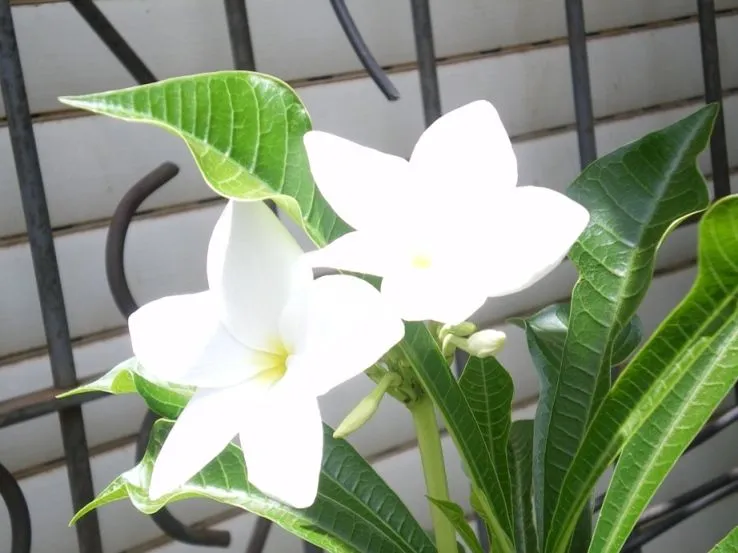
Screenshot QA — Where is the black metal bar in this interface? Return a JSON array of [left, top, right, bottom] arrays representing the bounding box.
[[106, 163, 179, 318], [136, 412, 232, 547], [0, 460, 32, 553], [564, 0, 597, 168], [697, 0, 731, 199], [68, 0, 157, 85], [223, 0, 256, 71], [623, 468, 738, 551], [328, 0, 399, 101], [303, 543, 323, 553], [409, 0, 441, 126], [0, 388, 107, 429], [245, 518, 273, 553], [0, 3, 103, 552]]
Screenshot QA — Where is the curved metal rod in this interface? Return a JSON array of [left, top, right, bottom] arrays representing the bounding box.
[[328, 0, 400, 101], [0, 460, 32, 553], [106, 162, 179, 318], [107, 162, 231, 547], [136, 411, 231, 547]]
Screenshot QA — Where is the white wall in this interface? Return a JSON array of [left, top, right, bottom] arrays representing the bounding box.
[[1, 1, 737, 552]]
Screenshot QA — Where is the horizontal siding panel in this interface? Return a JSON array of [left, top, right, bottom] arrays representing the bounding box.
[[0, 256, 700, 472], [2, 14, 738, 236], [4, 0, 737, 117]]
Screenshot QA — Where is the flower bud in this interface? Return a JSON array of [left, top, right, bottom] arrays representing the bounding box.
[[333, 373, 402, 439], [465, 329, 506, 358], [438, 321, 477, 341]]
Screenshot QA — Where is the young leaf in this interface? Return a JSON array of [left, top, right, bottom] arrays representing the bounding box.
[[75, 419, 437, 553], [58, 357, 138, 397], [589, 195, 738, 553], [60, 72, 350, 247], [547, 194, 738, 553], [707, 527, 738, 553], [428, 498, 486, 553], [536, 105, 716, 548], [508, 421, 538, 553], [400, 323, 515, 552], [62, 359, 192, 419], [459, 356, 514, 522]]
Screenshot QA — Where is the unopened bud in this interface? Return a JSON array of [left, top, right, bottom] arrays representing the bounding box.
[[465, 329, 506, 358], [333, 373, 401, 439], [438, 321, 477, 341]]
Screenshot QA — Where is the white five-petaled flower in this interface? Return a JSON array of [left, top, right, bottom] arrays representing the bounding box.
[[128, 200, 404, 508], [302, 100, 590, 324]]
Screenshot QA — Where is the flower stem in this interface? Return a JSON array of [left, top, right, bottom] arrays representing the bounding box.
[[410, 395, 458, 553]]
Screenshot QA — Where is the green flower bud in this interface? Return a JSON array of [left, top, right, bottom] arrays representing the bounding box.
[[333, 372, 402, 439]]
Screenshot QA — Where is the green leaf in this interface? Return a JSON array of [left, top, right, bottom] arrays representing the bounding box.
[[508, 421, 538, 553], [515, 304, 643, 369], [75, 419, 437, 553], [58, 357, 138, 397], [588, 195, 738, 553], [708, 527, 738, 553], [428, 498, 485, 553], [399, 323, 514, 551], [459, 356, 514, 523], [61, 358, 192, 419], [536, 105, 716, 550], [59, 72, 350, 247]]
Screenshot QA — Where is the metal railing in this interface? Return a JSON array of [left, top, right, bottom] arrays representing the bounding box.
[[0, 1, 734, 552]]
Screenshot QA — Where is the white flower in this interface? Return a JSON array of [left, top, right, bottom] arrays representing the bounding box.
[[302, 100, 590, 324], [128, 200, 404, 508]]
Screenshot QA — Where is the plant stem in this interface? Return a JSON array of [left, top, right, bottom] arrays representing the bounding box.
[[410, 395, 458, 553]]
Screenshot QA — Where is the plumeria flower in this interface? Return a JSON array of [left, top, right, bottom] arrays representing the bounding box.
[[302, 100, 590, 324], [128, 200, 404, 508]]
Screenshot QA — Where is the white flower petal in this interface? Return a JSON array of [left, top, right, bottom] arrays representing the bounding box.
[[300, 231, 404, 277], [239, 387, 323, 508], [410, 101, 518, 202], [149, 385, 254, 499], [381, 266, 489, 324], [128, 292, 262, 388], [485, 186, 590, 296], [283, 275, 405, 397], [303, 131, 411, 231], [207, 200, 309, 350]]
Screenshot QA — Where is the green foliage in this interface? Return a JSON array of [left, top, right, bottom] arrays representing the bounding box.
[[708, 527, 738, 553], [428, 498, 486, 553], [533, 105, 716, 552], [508, 421, 538, 553], [589, 195, 738, 553], [459, 356, 515, 523]]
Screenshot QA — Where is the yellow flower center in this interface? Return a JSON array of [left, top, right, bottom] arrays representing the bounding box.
[[254, 338, 291, 385], [411, 254, 433, 269]]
